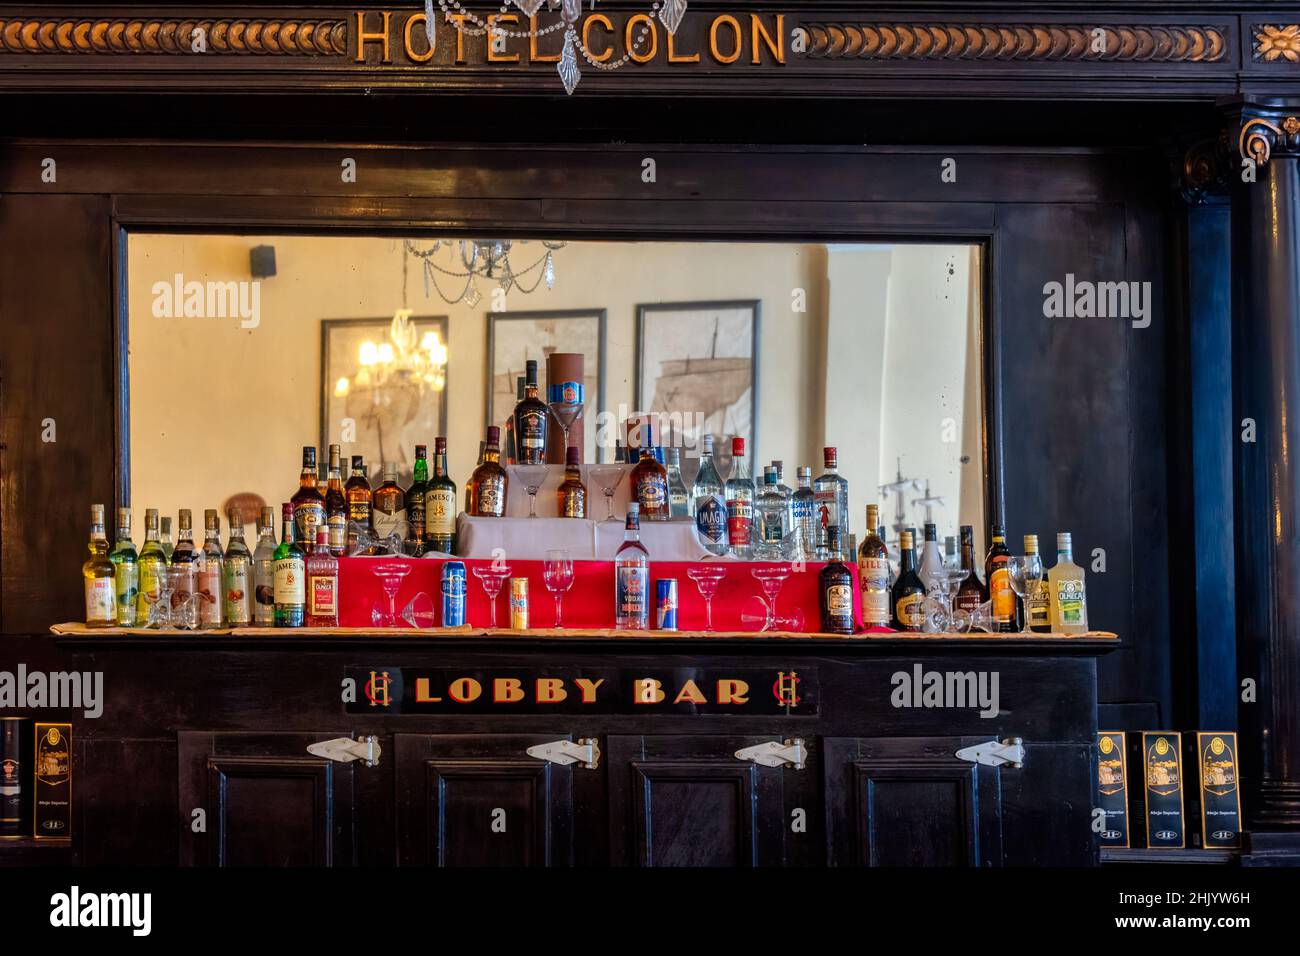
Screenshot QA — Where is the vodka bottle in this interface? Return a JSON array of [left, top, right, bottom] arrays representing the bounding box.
[[252, 506, 278, 625], [666, 447, 691, 519], [691, 434, 727, 555], [791, 466, 818, 561], [724, 437, 755, 559], [614, 504, 650, 630], [755, 467, 788, 560], [813, 446, 850, 560]]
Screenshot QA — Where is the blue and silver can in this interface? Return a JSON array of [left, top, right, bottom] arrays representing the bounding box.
[[656, 578, 678, 631], [441, 560, 467, 627]]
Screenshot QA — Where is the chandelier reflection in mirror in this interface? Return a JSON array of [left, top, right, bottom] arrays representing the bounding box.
[[404, 238, 567, 306], [429, 0, 687, 94]]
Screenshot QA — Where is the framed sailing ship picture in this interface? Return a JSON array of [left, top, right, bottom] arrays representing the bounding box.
[[635, 300, 761, 464]]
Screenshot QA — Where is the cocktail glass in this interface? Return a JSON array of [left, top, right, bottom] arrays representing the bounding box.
[[401, 591, 437, 629], [686, 565, 728, 632], [590, 465, 625, 522], [542, 549, 575, 627], [943, 567, 973, 632], [370, 561, 412, 627], [1007, 553, 1043, 634], [516, 464, 550, 518], [547, 392, 585, 462], [472, 565, 512, 628], [749, 564, 790, 632]]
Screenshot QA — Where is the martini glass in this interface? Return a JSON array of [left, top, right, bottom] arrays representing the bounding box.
[[401, 592, 437, 629], [749, 564, 790, 632], [686, 565, 728, 632], [472, 565, 512, 628], [590, 465, 625, 522], [547, 384, 585, 462], [516, 464, 549, 518], [370, 561, 412, 627]]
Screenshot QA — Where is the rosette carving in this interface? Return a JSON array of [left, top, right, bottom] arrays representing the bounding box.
[[0, 18, 346, 55]]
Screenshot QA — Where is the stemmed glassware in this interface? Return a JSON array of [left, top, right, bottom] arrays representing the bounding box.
[[542, 549, 575, 628], [547, 384, 585, 460], [516, 464, 549, 518], [741, 564, 806, 632], [921, 567, 976, 633], [401, 592, 437, 629], [370, 561, 412, 627], [589, 465, 625, 522], [472, 565, 511, 628], [686, 565, 728, 632], [1007, 553, 1044, 634]]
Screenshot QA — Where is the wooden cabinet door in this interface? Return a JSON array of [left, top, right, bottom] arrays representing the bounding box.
[[178, 732, 355, 867], [394, 734, 574, 867], [606, 735, 787, 867], [823, 737, 1004, 867]]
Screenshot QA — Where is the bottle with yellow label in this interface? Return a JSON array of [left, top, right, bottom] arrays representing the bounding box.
[[890, 530, 926, 632], [985, 524, 1014, 633], [1048, 531, 1089, 634], [857, 504, 891, 628]]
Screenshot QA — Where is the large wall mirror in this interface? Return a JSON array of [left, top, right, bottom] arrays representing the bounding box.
[[126, 235, 988, 554]]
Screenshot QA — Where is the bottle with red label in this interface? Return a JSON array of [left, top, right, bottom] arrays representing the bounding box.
[[724, 437, 755, 559], [985, 524, 1014, 632], [305, 527, 339, 627]]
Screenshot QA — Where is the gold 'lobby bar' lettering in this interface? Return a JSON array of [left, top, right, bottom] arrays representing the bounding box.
[[354, 10, 785, 68]]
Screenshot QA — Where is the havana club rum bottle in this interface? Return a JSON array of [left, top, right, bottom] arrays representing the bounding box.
[[344, 456, 372, 554], [856, 504, 891, 629], [405, 444, 429, 557], [291, 446, 326, 545], [426, 437, 458, 554], [305, 528, 339, 627], [469, 426, 508, 517], [512, 360, 549, 465], [557, 446, 587, 517], [273, 502, 305, 628], [324, 444, 347, 557], [82, 504, 115, 628]]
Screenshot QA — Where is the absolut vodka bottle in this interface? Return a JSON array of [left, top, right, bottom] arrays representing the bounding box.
[[791, 466, 818, 560], [691, 434, 727, 555]]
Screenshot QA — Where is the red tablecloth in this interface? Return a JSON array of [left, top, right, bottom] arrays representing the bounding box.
[[338, 557, 863, 632]]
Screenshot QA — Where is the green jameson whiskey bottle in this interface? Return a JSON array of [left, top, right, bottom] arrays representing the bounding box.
[[273, 502, 305, 628], [426, 437, 458, 554]]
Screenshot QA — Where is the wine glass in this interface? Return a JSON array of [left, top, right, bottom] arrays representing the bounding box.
[[590, 465, 625, 522], [472, 565, 511, 628], [686, 565, 728, 632], [547, 382, 585, 461], [370, 561, 412, 627], [516, 464, 549, 518], [943, 567, 973, 632], [542, 549, 575, 628], [1007, 554, 1043, 634]]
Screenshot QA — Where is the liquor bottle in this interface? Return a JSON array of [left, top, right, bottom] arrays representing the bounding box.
[[426, 437, 458, 553], [223, 509, 253, 626], [136, 508, 167, 627], [170, 509, 199, 630], [370, 462, 408, 549], [324, 444, 347, 557], [305, 528, 339, 627], [273, 502, 305, 628], [109, 506, 139, 626], [890, 530, 926, 632], [857, 504, 891, 629], [755, 467, 788, 560], [665, 447, 690, 518], [917, 523, 946, 602], [724, 437, 755, 559], [83, 504, 115, 628], [691, 434, 727, 555], [406, 444, 429, 556], [252, 506, 277, 625], [504, 374, 524, 465], [197, 509, 225, 629], [344, 455, 372, 554], [1048, 532, 1089, 634], [954, 525, 986, 616], [466, 440, 487, 513], [513, 359, 549, 465], [469, 426, 509, 517], [819, 526, 856, 635], [614, 440, 626, 464], [791, 466, 818, 560], [557, 446, 587, 518], [159, 516, 175, 561], [630, 424, 670, 520], [814, 446, 850, 560], [291, 446, 326, 545], [771, 460, 793, 502], [944, 535, 959, 570], [985, 524, 1014, 632], [1023, 534, 1051, 632], [614, 503, 650, 630]]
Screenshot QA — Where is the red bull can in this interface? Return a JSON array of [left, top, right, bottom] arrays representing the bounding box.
[[656, 578, 678, 631], [510, 577, 530, 630], [441, 561, 466, 627]]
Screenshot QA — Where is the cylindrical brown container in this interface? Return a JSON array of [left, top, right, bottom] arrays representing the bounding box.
[[545, 352, 585, 464], [0, 717, 29, 836]]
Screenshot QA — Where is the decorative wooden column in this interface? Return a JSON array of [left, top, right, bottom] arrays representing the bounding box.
[[1232, 102, 1300, 829]]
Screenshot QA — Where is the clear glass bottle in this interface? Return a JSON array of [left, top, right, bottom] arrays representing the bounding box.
[[273, 501, 305, 628], [109, 506, 139, 627], [83, 504, 115, 628], [755, 467, 788, 560], [666, 447, 690, 519], [691, 434, 727, 556], [223, 508, 254, 626], [252, 506, 278, 626], [1048, 532, 1089, 634], [136, 508, 167, 627], [856, 504, 891, 629], [771, 460, 793, 502], [305, 528, 339, 627], [197, 509, 225, 629], [159, 515, 175, 562], [917, 522, 947, 602], [813, 446, 850, 560], [724, 437, 755, 559], [614, 503, 650, 630], [1024, 534, 1051, 633], [169, 509, 199, 630], [790, 466, 818, 561]]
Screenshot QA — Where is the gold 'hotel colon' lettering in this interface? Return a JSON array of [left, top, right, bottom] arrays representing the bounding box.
[[355, 10, 784, 67]]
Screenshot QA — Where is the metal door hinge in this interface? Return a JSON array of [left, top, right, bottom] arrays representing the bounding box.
[[526, 738, 600, 769], [735, 739, 807, 769], [307, 735, 382, 767], [956, 738, 1025, 768]]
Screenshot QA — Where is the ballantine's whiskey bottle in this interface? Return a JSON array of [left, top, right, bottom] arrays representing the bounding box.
[[557, 446, 587, 517], [512, 360, 549, 465], [372, 463, 408, 549], [469, 426, 508, 517], [426, 437, 458, 553]]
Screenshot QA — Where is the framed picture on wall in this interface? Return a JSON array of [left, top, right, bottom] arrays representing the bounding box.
[[486, 308, 607, 463], [319, 314, 449, 480], [635, 300, 761, 464]]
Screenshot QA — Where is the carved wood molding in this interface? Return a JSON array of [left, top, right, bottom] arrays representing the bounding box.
[[0, 18, 347, 55], [803, 23, 1226, 63], [1254, 25, 1300, 62]]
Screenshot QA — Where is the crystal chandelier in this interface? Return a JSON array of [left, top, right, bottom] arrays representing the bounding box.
[[430, 0, 688, 94], [404, 238, 566, 307]]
